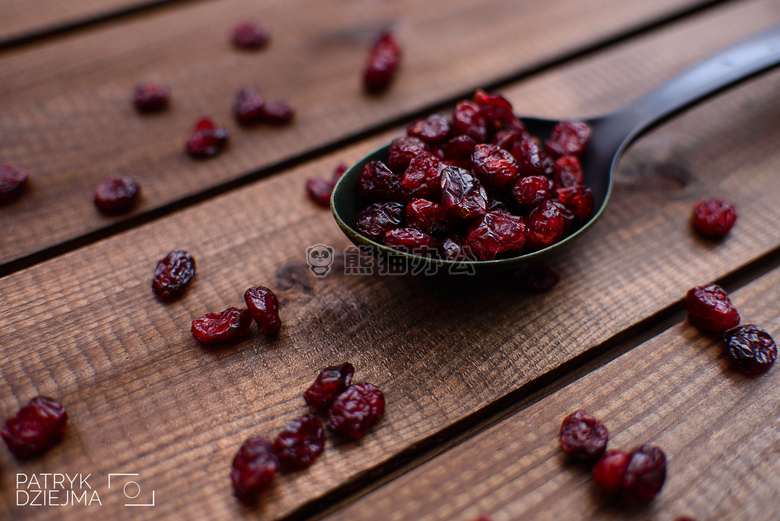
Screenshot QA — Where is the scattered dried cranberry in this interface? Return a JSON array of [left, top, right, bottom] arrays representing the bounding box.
[[152, 250, 196, 300], [355, 202, 405, 242], [685, 284, 740, 332], [363, 32, 401, 93], [622, 445, 667, 503], [440, 166, 488, 220], [306, 178, 334, 208], [559, 410, 608, 461], [327, 382, 385, 440], [592, 449, 630, 496], [465, 211, 525, 261], [232, 21, 270, 50], [234, 87, 266, 124], [94, 176, 141, 215], [230, 437, 278, 503], [724, 325, 776, 374], [260, 100, 295, 124], [0, 164, 30, 204], [132, 81, 170, 113], [546, 121, 592, 156], [1, 396, 68, 459], [186, 118, 230, 158], [191, 307, 252, 344], [304, 362, 355, 410], [407, 114, 451, 143], [274, 414, 325, 472], [244, 286, 281, 337], [692, 199, 737, 238]]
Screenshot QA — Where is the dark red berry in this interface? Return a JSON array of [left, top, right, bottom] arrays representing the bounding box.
[[622, 444, 667, 503], [401, 151, 442, 200], [442, 135, 477, 164], [230, 437, 278, 503], [304, 362, 355, 410], [452, 100, 488, 143], [559, 410, 608, 461], [274, 414, 325, 472], [592, 450, 630, 496], [556, 184, 594, 221], [525, 199, 568, 248], [383, 228, 440, 255], [465, 211, 525, 261], [363, 32, 401, 93], [511, 262, 561, 293], [186, 118, 230, 158], [441, 235, 466, 261], [407, 114, 451, 144], [692, 199, 737, 238], [406, 199, 450, 237], [387, 137, 428, 172], [471, 144, 519, 190], [94, 176, 141, 215], [1, 396, 68, 459], [513, 175, 552, 208], [260, 100, 295, 124], [511, 135, 551, 176], [244, 286, 281, 337], [331, 163, 348, 182], [440, 166, 488, 221], [358, 161, 401, 201], [132, 81, 170, 112], [553, 155, 584, 188], [232, 21, 270, 50], [191, 307, 252, 344], [492, 128, 524, 151], [355, 202, 405, 242], [0, 164, 30, 204], [306, 178, 335, 208], [234, 87, 266, 124], [546, 121, 592, 156], [685, 284, 740, 332], [473, 89, 517, 131], [327, 382, 385, 440], [724, 325, 776, 375], [152, 250, 196, 300]]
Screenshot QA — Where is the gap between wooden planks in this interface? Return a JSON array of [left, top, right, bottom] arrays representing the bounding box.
[[0, 0, 726, 268]]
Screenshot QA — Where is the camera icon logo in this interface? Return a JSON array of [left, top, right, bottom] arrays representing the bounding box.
[[107, 473, 156, 507]]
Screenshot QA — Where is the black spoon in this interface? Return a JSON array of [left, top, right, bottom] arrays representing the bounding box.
[[332, 25, 780, 274]]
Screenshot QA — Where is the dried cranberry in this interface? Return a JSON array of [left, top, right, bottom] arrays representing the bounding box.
[[556, 185, 594, 221], [230, 437, 278, 503], [260, 100, 295, 124], [441, 235, 466, 261], [191, 307, 252, 344], [306, 178, 335, 208], [244, 286, 281, 337], [132, 81, 170, 112], [1, 396, 68, 459], [440, 166, 488, 220], [0, 164, 30, 204], [383, 228, 440, 255], [592, 450, 630, 496], [452, 100, 488, 143], [622, 445, 667, 503], [327, 382, 385, 440], [387, 137, 428, 171], [512, 262, 561, 293], [401, 151, 442, 200], [525, 199, 568, 248], [304, 362, 355, 410], [331, 163, 348, 182], [553, 155, 584, 188], [355, 202, 405, 241], [465, 211, 525, 261], [724, 325, 776, 375], [152, 250, 196, 300], [358, 161, 401, 201], [513, 175, 552, 208], [492, 128, 524, 151], [441, 135, 477, 164], [186, 118, 230, 158], [274, 414, 325, 472], [471, 144, 519, 190], [407, 114, 451, 144], [234, 87, 266, 124], [363, 32, 401, 93], [546, 121, 592, 156], [232, 21, 270, 50], [692, 199, 737, 238], [405, 199, 450, 237], [685, 284, 740, 332], [473, 89, 517, 131], [559, 410, 608, 461], [94, 176, 141, 215], [511, 135, 551, 176]]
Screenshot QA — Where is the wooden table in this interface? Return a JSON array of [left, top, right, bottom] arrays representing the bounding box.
[[2, 0, 779, 519]]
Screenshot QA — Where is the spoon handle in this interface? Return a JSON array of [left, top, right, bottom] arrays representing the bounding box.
[[608, 24, 780, 147]]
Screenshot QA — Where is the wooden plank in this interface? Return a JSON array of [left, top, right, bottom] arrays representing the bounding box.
[[325, 264, 780, 521], [2, 5, 780, 521], [0, 0, 725, 269]]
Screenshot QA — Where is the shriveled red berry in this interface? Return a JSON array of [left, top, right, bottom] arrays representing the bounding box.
[[94, 176, 141, 215], [230, 437, 278, 503], [465, 211, 525, 261], [232, 21, 270, 50], [685, 284, 740, 332], [473, 89, 517, 131], [186, 118, 230, 158], [304, 362, 355, 410], [553, 155, 584, 188], [363, 32, 401, 93], [260, 100, 295, 124], [327, 382, 385, 440], [513, 175, 552, 208], [556, 185, 594, 221], [442, 135, 477, 164], [406, 199, 451, 237], [441, 235, 466, 261], [622, 445, 667, 503], [559, 410, 608, 461], [244, 286, 281, 337], [152, 250, 196, 300], [383, 227, 440, 255], [525, 199, 568, 248], [511, 135, 551, 176], [511, 262, 561, 293], [452, 100, 488, 143], [492, 128, 524, 151], [191, 307, 252, 344], [440, 166, 488, 221], [331, 163, 348, 182], [355, 201, 405, 242], [401, 151, 442, 200], [274, 414, 325, 472], [546, 121, 592, 156], [692, 199, 737, 238], [407, 114, 450, 144], [387, 137, 428, 171], [358, 161, 401, 201], [471, 144, 519, 190], [132, 81, 170, 113], [593, 450, 630, 496], [234, 87, 266, 124], [0, 164, 30, 204], [306, 178, 335, 208], [724, 325, 776, 375], [1, 396, 68, 459]]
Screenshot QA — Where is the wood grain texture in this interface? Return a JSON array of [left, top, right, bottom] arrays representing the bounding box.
[[0, 0, 725, 268], [326, 265, 780, 521]]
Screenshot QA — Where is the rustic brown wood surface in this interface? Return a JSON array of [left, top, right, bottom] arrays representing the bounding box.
[[0, 0, 725, 269]]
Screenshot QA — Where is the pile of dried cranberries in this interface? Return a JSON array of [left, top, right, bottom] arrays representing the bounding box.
[[353, 89, 594, 261]]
